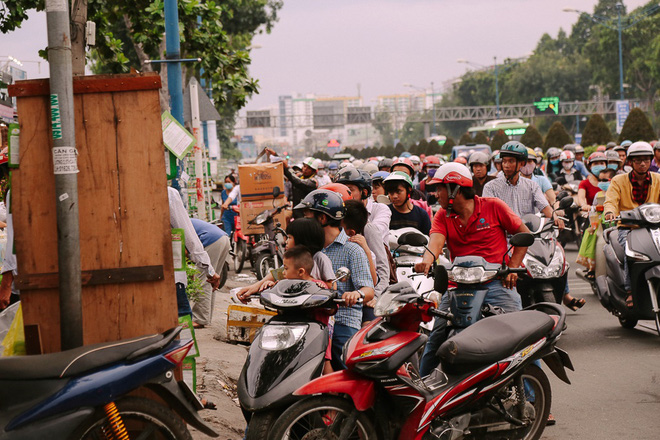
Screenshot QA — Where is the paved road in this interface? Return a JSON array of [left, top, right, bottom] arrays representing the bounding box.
[[541, 245, 660, 440]]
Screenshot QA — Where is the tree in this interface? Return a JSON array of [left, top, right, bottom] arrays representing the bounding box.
[[473, 131, 489, 145], [520, 125, 544, 149], [441, 137, 456, 155], [490, 130, 510, 150], [581, 114, 612, 146], [458, 132, 473, 145], [426, 140, 441, 156], [394, 143, 406, 156], [415, 139, 429, 155], [544, 121, 573, 150], [619, 108, 657, 142]]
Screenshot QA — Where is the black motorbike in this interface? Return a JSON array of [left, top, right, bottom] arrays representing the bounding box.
[[595, 204, 660, 334], [556, 188, 585, 249], [249, 187, 289, 280], [238, 269, 352, 440]]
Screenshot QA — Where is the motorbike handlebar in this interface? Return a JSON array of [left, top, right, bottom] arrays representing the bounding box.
[[429, 307, 454, 321]]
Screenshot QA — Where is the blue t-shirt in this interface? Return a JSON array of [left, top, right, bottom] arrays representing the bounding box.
[[191, 218, 228, 247], [531, 174, 552, 194]]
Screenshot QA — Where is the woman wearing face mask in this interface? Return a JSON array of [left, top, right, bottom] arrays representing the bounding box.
[[545, 148, 562, 182], [577, 152, 607, 213], [220, 174, 240, 235], [555, 151, 584, 185]]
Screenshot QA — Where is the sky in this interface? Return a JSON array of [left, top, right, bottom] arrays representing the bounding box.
[[1, 0, 650, 110]]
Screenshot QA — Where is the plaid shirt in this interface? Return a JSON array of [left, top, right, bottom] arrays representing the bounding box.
[[482, 175, 549, 218], [630, 171, 651, 205], [322, 229, 374, 329]]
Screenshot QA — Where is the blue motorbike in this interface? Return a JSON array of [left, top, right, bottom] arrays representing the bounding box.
[[0, 326, 218, 439]]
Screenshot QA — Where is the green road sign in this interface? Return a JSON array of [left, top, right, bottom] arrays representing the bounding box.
[[533, 96, 559, 115]]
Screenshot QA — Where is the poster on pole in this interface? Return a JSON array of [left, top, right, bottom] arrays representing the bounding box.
[[616, 100, 630, 134], [162, 111, 196, 159]]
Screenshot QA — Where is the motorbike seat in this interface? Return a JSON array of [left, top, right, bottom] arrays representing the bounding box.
[[0, 331, 170, 380], [606, 229, 626, 264], [438, 311, 555, 375]]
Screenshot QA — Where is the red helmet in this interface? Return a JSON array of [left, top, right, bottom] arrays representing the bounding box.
[[390, 157, 414, 176], [453, 156, 468, 165], [428, 163, 473, 187], [596, 145, 606, 152], [587, 152, 607, 166], [320, 183, 352, 202], [423, 155, 441, 168]]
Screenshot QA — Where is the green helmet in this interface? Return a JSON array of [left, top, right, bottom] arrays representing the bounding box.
[[500, 141, 528, 161], [383, 170, 414, 189]]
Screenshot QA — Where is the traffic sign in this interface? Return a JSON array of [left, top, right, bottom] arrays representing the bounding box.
[[533, 96, 559, 115], [616, 100, 629, 134]]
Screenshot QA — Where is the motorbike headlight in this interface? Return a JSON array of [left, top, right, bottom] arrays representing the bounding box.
[[546, 248, 566, 278], [374, 292, 407, 317], [640, 205, 660, 223], [523, 256, 546, 278], [255, 212, 268, 225], [448, 266, 498, 284], [259, 325, 307, 350]]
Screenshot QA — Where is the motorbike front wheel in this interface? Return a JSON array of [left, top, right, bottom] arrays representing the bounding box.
[[246, 409, 280, 440], [268, 395, 377, 440], [255, 253, 276, 281], [72, 396, 191, 440], [235, 238, 247, 273]]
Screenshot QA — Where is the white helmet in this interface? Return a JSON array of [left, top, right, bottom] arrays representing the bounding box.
[[468, 151, 490, 166], [559, 151, 575, 162], [428, 162, 474, 187], [361, 162, 379, 175], [303, 157, 318, 170], [353, 159, 364, 168], [627, 141, 654, 158], [409, 155, 421, 165], [313, 159, 324, 170]]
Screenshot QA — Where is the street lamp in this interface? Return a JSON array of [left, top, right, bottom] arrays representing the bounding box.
[[457, 57, 500, 117], [403, 82, 437, 136], [563, 3, 660, 100]]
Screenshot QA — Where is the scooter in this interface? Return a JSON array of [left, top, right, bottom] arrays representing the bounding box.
[[249, 187, 290, 280], [238, 269, 354, 440], [267, 234, 573, 440], [0, 326, 218, 439], [595, 203, 660, 334]]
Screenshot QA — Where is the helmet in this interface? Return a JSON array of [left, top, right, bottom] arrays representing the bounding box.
[[559, 151, 575, 162], [383, 171, 414, 189], [534, 147, 543, 155], [313, 159, 324, 170], [500, 141, 528, 161], [391, 157, 415, 176], [372, 171, 390, 183], [587, 152, 607, 166], [546, 147, 561, 159], [575, 145, 585, 154], [335, 166, 373, 197], [454, 156, 468, 165], [320, 183, 352, 202], [491, 150, 501, 163], [302, 157, 318, 170], [627, 141, 654, 158], [378, 158, 393, 170], [293, 189, 345, 220], [328, 162, 339, 170], [597, 145, 607, 152], [612, 144, 626, 152], [353, 159, 364, 168], [409, 155, 421, 164], [654, 141, 660, 151], [361, 162, 379, 175], [424, 155, 441, 168], [605, 150, 622, 163], [400, 152, 412, 158], [526, 148, 537, 160], [620, 140, 633, 149], [468, 151, 490, 166], [429, 163, 473, 187], [563, 144, 576, 153], [606, 141, 617, 150], [338, 161, 352, 170]]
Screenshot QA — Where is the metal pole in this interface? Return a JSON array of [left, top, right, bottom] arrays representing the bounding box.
[[189, 78, 206, 220], [431, 81, 436, 136], [45, 0, 83, 350], [165, 0, 183, 189], [494, 56, 500, 118], [617, 6, 625, 100]]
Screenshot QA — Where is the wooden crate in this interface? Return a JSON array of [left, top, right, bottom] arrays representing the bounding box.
[[8, 73, 177, 353], [226, 304, 276, 344]]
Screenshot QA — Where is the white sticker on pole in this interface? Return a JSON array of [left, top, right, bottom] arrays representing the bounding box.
[[52, 147, 79, 175], [46, 0, 68, 12]]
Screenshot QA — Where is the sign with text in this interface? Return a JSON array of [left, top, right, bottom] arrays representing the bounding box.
[[533, 96, 559, 115], [616, 100, 630, 134]]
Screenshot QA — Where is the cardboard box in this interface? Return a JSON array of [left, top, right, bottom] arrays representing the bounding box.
[[226, 304, 277, 344], [238, 162, 285, 200], [240, 197, 291, 235]]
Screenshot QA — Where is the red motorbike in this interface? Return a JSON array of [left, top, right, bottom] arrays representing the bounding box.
[[267, 248, 573, 440]]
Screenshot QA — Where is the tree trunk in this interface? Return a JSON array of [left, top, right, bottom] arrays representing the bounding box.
[[70, 0, 88, 75]]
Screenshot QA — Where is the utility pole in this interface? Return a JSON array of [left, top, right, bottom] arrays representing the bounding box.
[[70, 0, 88, 75], [45, 0, 83, 349]]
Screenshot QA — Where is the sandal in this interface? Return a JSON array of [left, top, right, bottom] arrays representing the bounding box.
[[201, 399, 217, 410], [566, 298, 586, 312], [626, 294, 634, 309], [547, 413, 556, 426]]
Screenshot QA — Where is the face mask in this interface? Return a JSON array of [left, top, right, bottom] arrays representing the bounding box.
[[597, 182, 611, 191], [607, 163, 619, 170], [590, 165, 606, 176], [224, 182, 233, 190], [521, 163, 536, 175], [562, 161, 574, 170], [550, 159, 560, 165]]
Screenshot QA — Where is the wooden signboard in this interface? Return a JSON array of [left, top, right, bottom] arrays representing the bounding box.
[[8, 73, 177, 353]]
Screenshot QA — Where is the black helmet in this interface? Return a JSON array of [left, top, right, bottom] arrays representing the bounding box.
[[335, 166, 373, 197], [378, 158, 393, 170], [293, 189, 345, 220], [500, 141, 528, 161]]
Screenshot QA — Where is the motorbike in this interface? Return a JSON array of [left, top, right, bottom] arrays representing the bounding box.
[[0, 326, 218, 439], [595, 203, 660, 334], [229, 205, 251, 274], [266, 233, 573, 440], [517, 205, 573, 308], [249, 187, 289, 280], [238, 269, 353, 440], [556, 188, 586, 249]]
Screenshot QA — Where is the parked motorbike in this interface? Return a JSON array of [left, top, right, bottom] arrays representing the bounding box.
[[249, 187, 289, 280], [595, 203, 660, 334], [266, 234, 573, 440], [238, 269, 353, 440], [0, 326, 218, 439]]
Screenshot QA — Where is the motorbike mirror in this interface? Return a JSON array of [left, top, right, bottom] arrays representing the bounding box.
[[333, 267, 350, 282], [397, 231, 428, 247], [509, 232, 535, 247], [376, 194, 391, 205], [273, 186, 281, 199], [551, 182, 559, 191], [433, 265, 448, 293], [556, 190, 570, 200], [558, 196, 574, 210]]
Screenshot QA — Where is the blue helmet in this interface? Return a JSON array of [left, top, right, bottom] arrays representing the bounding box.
[[372, 171, 390, 183]]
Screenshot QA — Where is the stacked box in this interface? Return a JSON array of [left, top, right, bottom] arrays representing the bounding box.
[[238, 162, 285, 200], [239, 197, 291, 235]]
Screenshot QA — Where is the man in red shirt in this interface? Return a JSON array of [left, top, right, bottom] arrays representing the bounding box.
[[415, 163, 531, 376]]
